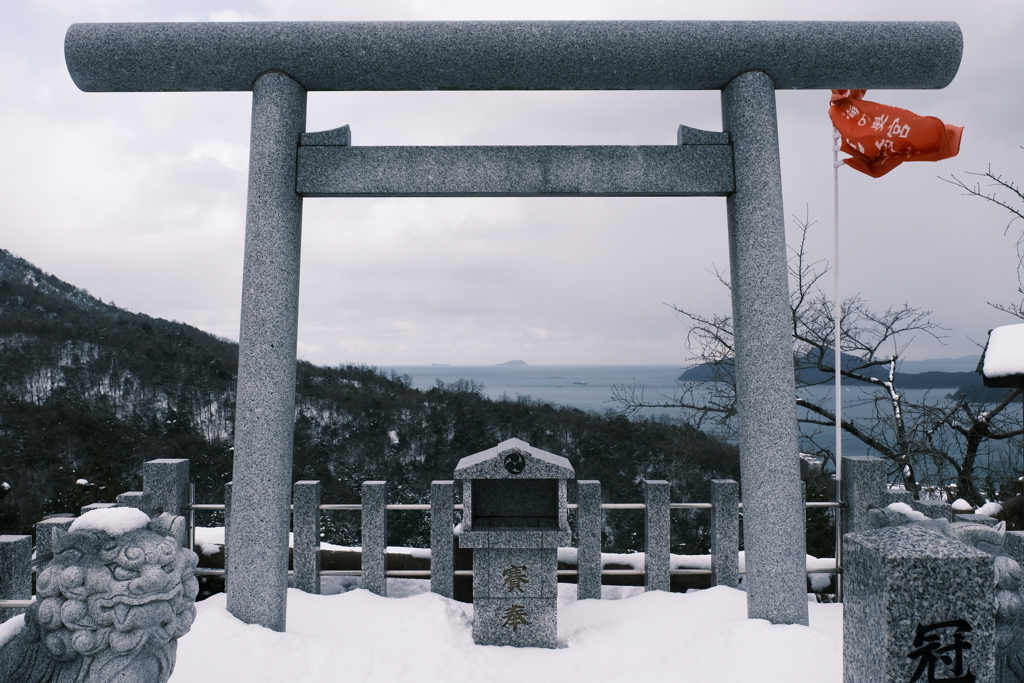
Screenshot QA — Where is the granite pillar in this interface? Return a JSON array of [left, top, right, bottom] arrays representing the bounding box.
[[879, 491, 951, 523], [430, 481, 454, 599], [644, 480, 670, 592], [844, 524, 995, 683], [801, 480, 808, 554], [722, 70, 808, 626], [115, 490, 154, 515], [577, 480, 603, 600], [842, 456, 888, 534], [80, 502, 116, 516], [907, 499, 952, 521], [0, 536, 32, 623], [226, 71, 306, 632], [143, 458, 190, 517], [293, 480, 321, 595], [224, 481, 232, 584], [34, 517, 75, 567], [711, 479, 739, 588], [362, 481, 388, 597]]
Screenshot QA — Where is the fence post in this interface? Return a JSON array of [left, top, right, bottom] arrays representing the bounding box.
[[430, 481, 454, 599], [362, 481, 388, 597], [711, 479, 739, 588], [841, 456, 887, 534], [577, 480, 603, 600], [224, 481, 232, 584], [644, 480, 671, 592], [80, 502, 116, 516], [115, 491, 154, 515], [293, 481, 321, 595], [34, 517, 75, 568], [800, 480, 807, 553], [0, 535, 32, 622], [143, 458, 190, 518]]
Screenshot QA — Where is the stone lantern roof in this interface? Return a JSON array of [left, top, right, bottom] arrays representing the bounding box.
[[454, 438, 574, 480], [978, 324, 1024, 388]]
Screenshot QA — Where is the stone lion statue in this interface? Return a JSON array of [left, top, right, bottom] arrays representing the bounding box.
[[0, 510, 199, 683], [945, 523, 1024, 683]]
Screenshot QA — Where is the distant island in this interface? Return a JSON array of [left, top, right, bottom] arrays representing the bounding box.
[[431, 363, 451, 366], [496, 360, 528, 366], [675, 354, 1019, 401]]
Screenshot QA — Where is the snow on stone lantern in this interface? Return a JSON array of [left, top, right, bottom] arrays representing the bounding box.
[[455, 438, 574, 648], [979, 324, 1024, 389], [979, 323, 1024, 501]]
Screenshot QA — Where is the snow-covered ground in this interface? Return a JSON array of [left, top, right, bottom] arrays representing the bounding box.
[[0, 522, 843, 682], [167, 581, 842, 683]]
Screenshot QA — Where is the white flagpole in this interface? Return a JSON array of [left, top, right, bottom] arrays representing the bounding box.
[[832, 127, 844, 601]]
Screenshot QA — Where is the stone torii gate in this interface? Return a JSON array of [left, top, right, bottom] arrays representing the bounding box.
[[64, 20, 961, 632]]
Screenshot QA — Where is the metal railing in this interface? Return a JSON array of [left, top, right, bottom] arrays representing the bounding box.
[[181, 496, 843, 582], [189, 566, 840, 579], [0, 599, 36, 608], [188, 501, 844, 511]]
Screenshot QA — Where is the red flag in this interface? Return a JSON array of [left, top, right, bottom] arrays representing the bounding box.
[[829, 90, 963, 178]]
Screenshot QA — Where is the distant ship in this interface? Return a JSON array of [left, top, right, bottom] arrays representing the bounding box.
[[551, 375, 561, 378], [572, 381, 588, 386]]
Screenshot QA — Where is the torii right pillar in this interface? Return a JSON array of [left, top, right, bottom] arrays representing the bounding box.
[[723, 70, 808, 625]]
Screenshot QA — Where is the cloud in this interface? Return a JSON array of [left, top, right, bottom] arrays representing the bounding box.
[[3, 0, 1023, 364], [186, 140, 250, 174], [209, 9, 259, 22]]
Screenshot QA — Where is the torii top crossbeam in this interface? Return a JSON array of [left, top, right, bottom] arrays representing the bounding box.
[[66, 21, 961, 92], [64, 20, 962, 635]]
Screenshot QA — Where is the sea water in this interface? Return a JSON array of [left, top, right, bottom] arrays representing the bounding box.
[[382, 365, 978, 459], [384, 364, 683, 416]]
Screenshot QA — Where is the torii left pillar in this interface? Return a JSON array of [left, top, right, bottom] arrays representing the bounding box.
[[226, 72, 306, 631]]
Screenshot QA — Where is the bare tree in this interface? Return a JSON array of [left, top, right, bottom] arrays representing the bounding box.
[[921, 390, 1022, 505], [939, 156, 1024, 502], [945, 159, 1024, 321], [614, 212, 1023, 503]]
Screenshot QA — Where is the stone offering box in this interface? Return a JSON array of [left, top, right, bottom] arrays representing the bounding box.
[[455, 438, 574, 648]]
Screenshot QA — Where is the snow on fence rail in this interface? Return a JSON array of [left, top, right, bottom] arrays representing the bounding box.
[[2, 458, 862, 614]]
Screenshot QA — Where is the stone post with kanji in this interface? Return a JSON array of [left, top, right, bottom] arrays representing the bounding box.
[[844, 524, 995, 683]]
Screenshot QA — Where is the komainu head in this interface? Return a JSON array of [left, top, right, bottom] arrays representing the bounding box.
[[3, 510, 199, 683]]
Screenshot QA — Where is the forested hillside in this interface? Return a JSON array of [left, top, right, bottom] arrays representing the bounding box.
[[0, 249, 743, 553]]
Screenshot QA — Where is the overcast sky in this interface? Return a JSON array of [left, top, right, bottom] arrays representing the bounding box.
[[2, 0, 1022, 367]]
